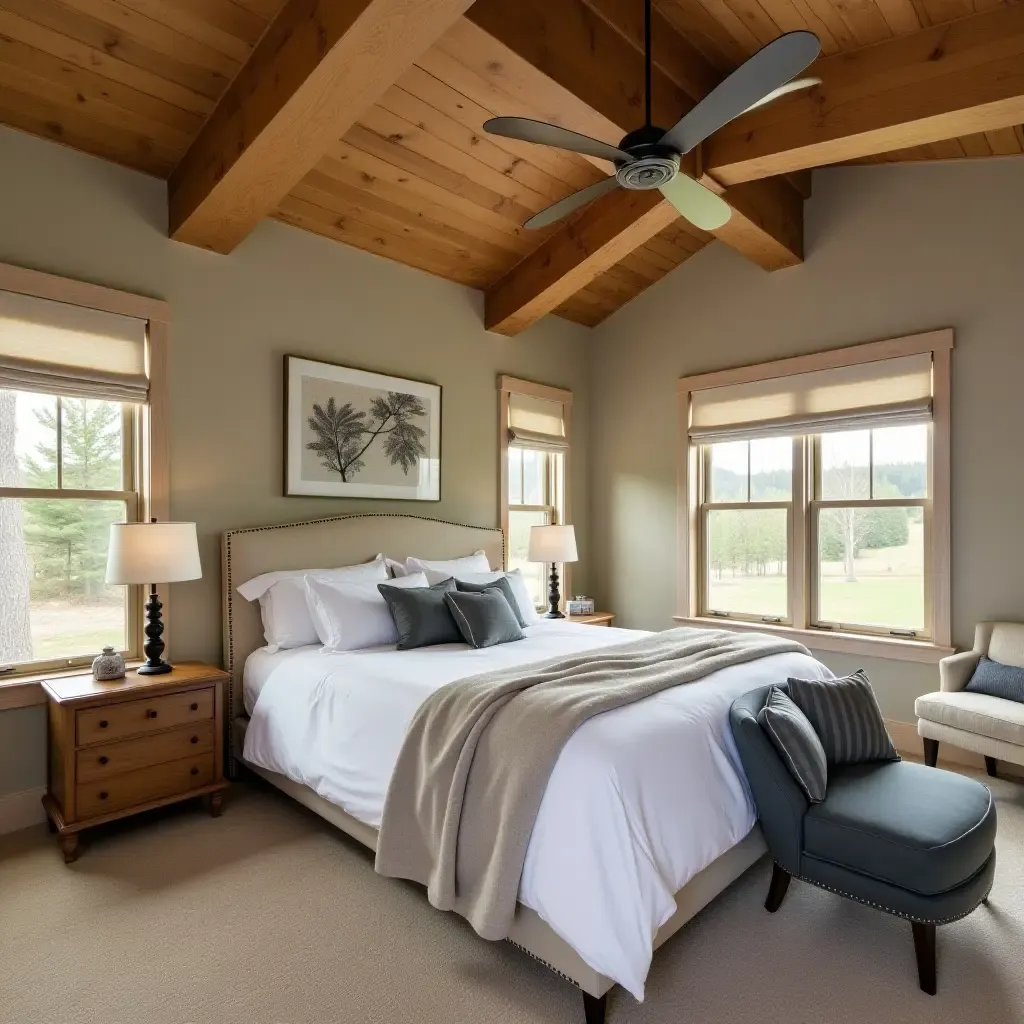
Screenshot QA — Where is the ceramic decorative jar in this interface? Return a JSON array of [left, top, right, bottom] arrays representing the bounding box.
[[92, 646, 126, 681]]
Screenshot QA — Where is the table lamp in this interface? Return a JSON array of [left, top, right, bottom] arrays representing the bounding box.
[[528, 524, 578, 619], [106, 520, 202, 675]]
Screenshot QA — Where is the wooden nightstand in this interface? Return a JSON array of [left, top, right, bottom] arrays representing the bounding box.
[[42, 662, 229, 863], [567, 612, 616, 627]]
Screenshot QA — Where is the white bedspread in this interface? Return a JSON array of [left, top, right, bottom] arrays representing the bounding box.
[[242, 622, 831, 999]]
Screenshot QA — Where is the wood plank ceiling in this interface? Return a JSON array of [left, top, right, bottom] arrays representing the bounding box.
[[0, 0, 1020, 327]]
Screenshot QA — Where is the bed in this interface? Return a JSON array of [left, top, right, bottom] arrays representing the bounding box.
[[222, 513, 832, 1022]]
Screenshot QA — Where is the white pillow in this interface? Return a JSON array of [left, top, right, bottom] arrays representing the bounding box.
[[237, 555, 387, 651], [422, 568, 540, 625], [385, 557, 408, 578], [405, 550, 490, 577], [304, 572, 428, 652]]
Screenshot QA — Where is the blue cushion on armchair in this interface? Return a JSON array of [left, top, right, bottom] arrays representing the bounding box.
[[965, 656, 1024, 703]]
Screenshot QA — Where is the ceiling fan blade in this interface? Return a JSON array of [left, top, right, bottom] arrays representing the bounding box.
[[659, 31, 821, 155], [659, 175, 731, 232], [524, 176, 622, 230], [741, 76, 821, 115], [483, 117, 632, 166]]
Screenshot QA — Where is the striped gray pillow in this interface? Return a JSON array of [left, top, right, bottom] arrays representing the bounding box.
[[758, 685, 828, 803], [786, 670, 899, 766]]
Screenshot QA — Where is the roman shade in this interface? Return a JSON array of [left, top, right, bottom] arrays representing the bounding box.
[[0, 288, 149, 403], [507, 392, 568, 451], [688, 353, 932, 444]]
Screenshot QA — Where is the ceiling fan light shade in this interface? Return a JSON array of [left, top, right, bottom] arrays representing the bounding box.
[[658, 175, 731, 232]]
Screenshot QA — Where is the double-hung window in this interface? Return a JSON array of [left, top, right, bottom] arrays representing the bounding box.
[[0, 269, 168, 676], [680, 332, 952, 657], [499, 377, 571, 611]]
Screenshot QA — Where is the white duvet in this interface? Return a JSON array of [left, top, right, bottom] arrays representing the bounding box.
[[242, 622, 831, 999]]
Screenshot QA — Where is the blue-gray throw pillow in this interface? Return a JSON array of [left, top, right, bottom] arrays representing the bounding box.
[[456, 575, 528, 628], [965, 656, 1024, 703], [444, 588, 524, 649], [378, 577, 460, 650], [758, 685, 828, 803], [786, 670, 899, 766]]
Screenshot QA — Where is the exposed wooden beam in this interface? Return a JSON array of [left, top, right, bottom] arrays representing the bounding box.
[[485, 189, 681, 335], [705, 6, 1024, 185], [169, 0, 477, 253]]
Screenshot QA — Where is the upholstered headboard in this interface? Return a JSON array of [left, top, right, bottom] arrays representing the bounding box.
[[221, 512, 505, 732]]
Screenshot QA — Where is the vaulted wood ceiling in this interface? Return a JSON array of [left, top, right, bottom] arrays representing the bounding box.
[[0, 0, 1022, 332]]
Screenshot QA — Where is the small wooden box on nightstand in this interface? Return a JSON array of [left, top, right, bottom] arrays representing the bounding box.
[[42, 662, 230, 863], [567, 612, 615, 627]]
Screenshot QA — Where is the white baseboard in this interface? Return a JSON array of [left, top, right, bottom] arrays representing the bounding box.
[[0, 786, 47, 835], [886, 718, 1024, 781]]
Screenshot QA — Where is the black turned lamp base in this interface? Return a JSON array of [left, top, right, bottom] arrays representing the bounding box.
[[137, 661, 173, 675], [139, 583, 173, 675], [544, 563, 565, 619]]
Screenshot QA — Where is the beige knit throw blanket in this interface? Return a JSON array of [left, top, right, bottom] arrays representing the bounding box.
[[374, 627, 808, 940]]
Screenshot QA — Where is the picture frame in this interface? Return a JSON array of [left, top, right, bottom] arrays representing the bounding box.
[[284, 355, 441, 501]]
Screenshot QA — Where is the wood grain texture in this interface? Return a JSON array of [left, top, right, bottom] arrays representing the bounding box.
[[168, 0, 478, 253]]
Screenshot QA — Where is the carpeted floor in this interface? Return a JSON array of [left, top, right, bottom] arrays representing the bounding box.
[[2, 773, 1022, 1024]]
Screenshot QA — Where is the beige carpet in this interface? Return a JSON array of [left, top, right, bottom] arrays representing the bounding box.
[[2, 773, 1022, 1024]]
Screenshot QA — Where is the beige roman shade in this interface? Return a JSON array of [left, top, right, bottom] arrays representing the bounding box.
[[0, 288, 149, 403], [688, 353, 933, 443], [508, 392, 568, 451]]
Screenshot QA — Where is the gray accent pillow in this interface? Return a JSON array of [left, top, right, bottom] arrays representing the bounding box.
[[444, 588, 524, 649], [378, 577, 460, 651], [455, 575, 528, 628], [786, 670, 899, 766], [758, 685, 828, 803], [965, 656, 1024, 703]]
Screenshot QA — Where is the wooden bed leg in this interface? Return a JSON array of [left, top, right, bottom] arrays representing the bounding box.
[[764, 863, 791, 913], [582, 991, 607, 1024]]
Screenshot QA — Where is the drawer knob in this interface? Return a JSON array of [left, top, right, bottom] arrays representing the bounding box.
[[190, 735, 199, 744], [99, 720, 108, 729], [98, 756, 109, 765], [190, 766, 199, 776], [190, 702, 199, 711], [146, 709, 158, 719], [99, 791, 108, 800]]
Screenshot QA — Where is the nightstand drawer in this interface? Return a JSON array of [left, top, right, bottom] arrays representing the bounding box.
[[76, 722, 216, 783], [76, 688, 214, 746], [76, 754, 215, 819]]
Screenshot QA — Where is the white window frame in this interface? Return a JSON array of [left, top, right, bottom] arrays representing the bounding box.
[[0, 262, 169, 703], [676, 330, 953, 664], [498, 376, 572, 611]]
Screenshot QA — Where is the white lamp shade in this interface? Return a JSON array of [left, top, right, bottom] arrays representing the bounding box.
[[106, 522, 202, 585], [528, 524, 578, 564]]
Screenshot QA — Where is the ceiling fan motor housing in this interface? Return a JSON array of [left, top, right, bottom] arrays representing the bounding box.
[[616, 125, 680, 191]]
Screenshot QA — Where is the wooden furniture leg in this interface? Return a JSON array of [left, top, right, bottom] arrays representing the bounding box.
[[59, 834, 80, 864], [923, 738, 939, 768], [912, 921, 937, 995], [205, 791, 224, 817], [582, 991, 606, 1024], [985, 756, 998, 778], [764, 864, 791, 913]]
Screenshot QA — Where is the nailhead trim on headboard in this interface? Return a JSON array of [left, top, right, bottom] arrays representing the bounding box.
[[223, 512, 505, 766]]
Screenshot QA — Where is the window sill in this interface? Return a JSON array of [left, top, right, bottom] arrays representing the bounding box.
[[672, 616, 954, 664], [0, 660, 143, 711]]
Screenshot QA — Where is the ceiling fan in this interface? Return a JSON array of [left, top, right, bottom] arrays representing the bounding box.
[[483, 0, 821, 232]]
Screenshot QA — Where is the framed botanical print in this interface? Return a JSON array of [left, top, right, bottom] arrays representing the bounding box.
[[285, 356, 441, 500]]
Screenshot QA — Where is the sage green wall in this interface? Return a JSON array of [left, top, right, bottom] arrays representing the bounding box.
[[589, 158, 1024, 722], [0, 127, 593, 799]]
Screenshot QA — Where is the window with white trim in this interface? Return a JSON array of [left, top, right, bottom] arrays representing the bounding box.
[[681, 334, 951, 651], [0, 284, 153, 674]]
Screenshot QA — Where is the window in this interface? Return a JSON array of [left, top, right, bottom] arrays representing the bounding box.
[[0, 264, 168, 678], [679, 332, 952, 656], [499, 377, 571, 611]]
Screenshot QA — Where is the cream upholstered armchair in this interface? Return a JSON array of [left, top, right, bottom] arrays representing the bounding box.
[[916, 622, 1024, 776]]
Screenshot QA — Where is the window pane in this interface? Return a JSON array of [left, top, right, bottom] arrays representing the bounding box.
[[872, 425, 928, 498], [507, 448, 523, 505], [1, 389, 58, 489], [817, 506, 924, 631], [60, 398, 124, 491], [522, 448, 548, 506], [749, 437, 792, 501], [706, 508, 788, 618], [819, 430, 870, 499], [708, 441, 748, 502], [508, 508, 551, 609], [0, 497, 127, 665]]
